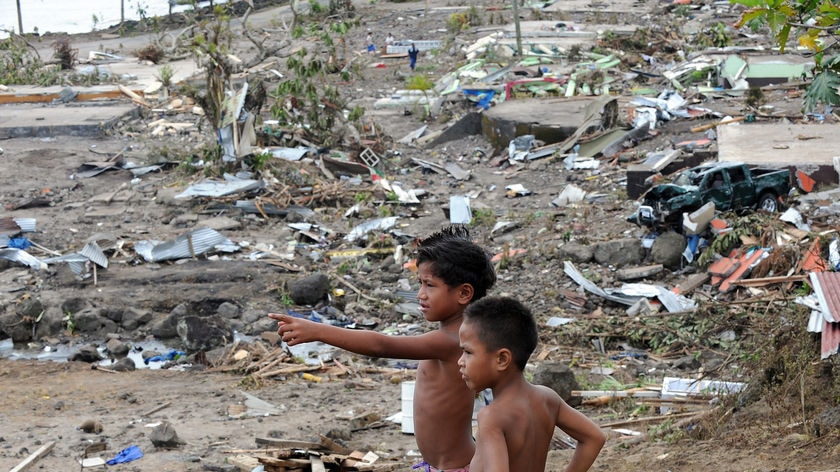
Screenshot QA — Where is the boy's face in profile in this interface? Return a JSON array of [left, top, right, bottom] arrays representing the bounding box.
[[458, 320, 497, 392], [416, 261, 467, 322]]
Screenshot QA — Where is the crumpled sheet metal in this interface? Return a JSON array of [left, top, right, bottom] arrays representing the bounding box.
[[134, 227, 239, 262], [0, 248, 47, 270]]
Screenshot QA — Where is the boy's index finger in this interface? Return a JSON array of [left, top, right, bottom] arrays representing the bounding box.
[[267, 313, 285, 321]]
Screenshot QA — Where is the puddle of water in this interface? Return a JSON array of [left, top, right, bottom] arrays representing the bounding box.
[[0, 333, 342, 369], [0, 337, 180, 370]]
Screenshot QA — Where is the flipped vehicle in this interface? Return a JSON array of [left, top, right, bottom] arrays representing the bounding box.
[[628, 161, 792, 229]]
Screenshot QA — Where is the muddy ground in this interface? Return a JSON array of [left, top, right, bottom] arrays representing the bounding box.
[[2, 0, 840, 471]]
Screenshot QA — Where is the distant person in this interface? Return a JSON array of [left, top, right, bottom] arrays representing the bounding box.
[[366, 29, 376, 53], [385, 32, 395, 47], [459, 296, 606, 472], [408, 41, 419, 71], [269, 226, 497, 472]]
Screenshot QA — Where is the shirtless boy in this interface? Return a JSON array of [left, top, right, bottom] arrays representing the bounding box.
[[458, 296, 606, 472], [270, 226, 496, 471]]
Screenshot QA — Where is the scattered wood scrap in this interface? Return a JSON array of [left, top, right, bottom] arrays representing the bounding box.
[[226, 436, 409, 471]]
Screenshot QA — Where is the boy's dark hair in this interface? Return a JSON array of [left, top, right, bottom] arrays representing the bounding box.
[[464, 296, 537, 371], [415, 226, 496, 301]]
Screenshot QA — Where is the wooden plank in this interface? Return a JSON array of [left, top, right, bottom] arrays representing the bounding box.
[[672, 272, 710, 295], [10, 441, 55, 472], [255, 438, 323, 450], [310, 453, 327, 472], [615, 264, 663, 281], [227, 454, 262, 472], [0, 90, 144, 104]]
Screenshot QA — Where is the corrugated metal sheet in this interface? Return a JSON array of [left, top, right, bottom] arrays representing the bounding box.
[[809, 271, 840, 359], [822, 321, 840, 360], [80, 241, 108, 268], [0, 248, 46, 270], [810, 272, 840, 322], [134, 227, 238, 262], [0, 217, 22, 237]]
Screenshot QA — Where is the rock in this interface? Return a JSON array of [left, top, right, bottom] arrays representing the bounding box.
[[288, 272, 330, 305], [121, 307, 153, 331], [217, 302, 240, 318], [70, 345, 103, 363], [150, 421, 185, 448], [34, 306, 66, 339], [814, 405, 840, 436], [593, 238, 644, 267], [111, 357, 137, 371], [176, 315, 232, 352], [532, 362, 581, 406], [557, 241, 594, 263], [73, 308, 118, 336], [651, 231, 687, 269], [149, 307, 178, 339], [79, 419, 103, 434], [106, 338, 130, 357]]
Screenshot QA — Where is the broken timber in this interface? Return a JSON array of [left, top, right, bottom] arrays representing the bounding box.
[[10, 441, 55, 472]]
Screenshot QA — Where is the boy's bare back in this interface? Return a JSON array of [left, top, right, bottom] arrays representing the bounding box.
[[471, 382, 603, 472]]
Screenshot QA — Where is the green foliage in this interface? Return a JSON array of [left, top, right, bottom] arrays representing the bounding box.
[[347, 105, 365, 122], [732, 0, 840, 111], [63, 311, 76, 334], [269, 19, 356, 146], [406, 74, 434, 92], [472, 208, 496, 227], [446, 12, 471, 33], [247, 151, 273, 171], [354, 191, 373, 203], [52, 38, 78, 70], [279, 292, 294, 306], [803, 68, 840, 111], [0, 35, 62, 85], [156, 64, 175, 88]]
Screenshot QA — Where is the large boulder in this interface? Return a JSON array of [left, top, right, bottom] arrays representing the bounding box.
[[532, 362, 581, 406], [593, 238, 644, 267], [176, 314, 233, 352], [288, 272, 330, 305], [651, 231, 687, 269]]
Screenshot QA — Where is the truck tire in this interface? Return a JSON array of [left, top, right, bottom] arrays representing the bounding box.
[[758, 192, 780, 212]]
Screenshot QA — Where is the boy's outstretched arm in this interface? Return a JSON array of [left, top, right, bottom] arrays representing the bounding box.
[[267, 312, 453, 360], [556, 402, 606, 472]]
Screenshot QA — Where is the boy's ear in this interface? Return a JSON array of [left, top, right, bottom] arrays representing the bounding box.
[[496, 348, 513, 371], [456, 283, 475, 304]]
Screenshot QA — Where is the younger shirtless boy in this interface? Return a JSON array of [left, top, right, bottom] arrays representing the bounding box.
[[458, 296, 606, 472], [269, 226, 496, 471]]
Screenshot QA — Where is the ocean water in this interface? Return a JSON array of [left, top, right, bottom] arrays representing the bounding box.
[[0, 1, 213, 38]]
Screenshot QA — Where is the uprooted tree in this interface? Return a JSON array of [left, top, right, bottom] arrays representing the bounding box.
[[733, 0, 840, 112], [180, 0, 362, 162], [270, 5, 364, 148]]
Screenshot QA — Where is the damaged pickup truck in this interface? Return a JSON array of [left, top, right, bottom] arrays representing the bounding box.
[[629, 161, 792, 229]]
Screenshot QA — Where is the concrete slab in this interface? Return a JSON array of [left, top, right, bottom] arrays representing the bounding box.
[[0, 102, 139, 138], [481, 96, 608, 152], [718, 123, 838, 166], [717, 123, 840, 184], [543, 0, 649, 14]]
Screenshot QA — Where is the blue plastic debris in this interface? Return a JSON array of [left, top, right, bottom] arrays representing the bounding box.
[[8, 238, 32, 250], [143, 350, 185, 365], [106, 445, 143, 465]]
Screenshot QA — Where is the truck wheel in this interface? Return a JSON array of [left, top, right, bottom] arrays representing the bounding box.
[[758, 192, 780, 212]]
